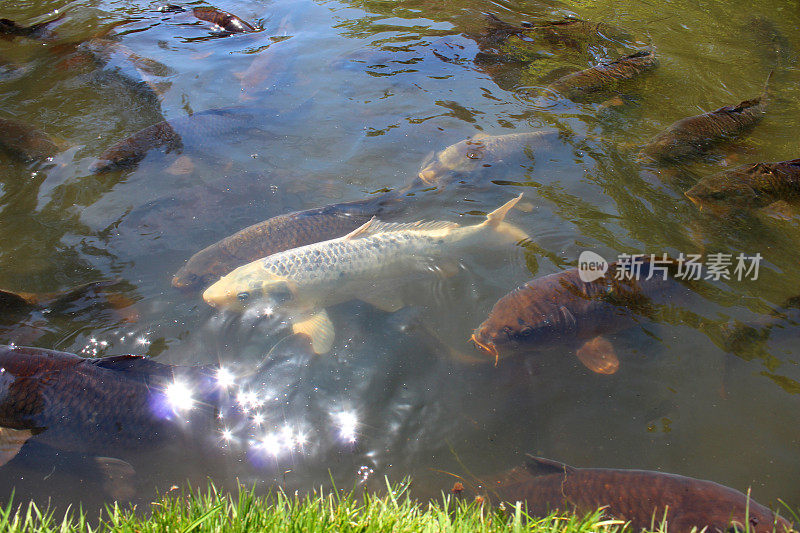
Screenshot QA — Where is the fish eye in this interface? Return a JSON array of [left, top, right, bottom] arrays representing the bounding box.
[[237, 292, 250, 302], [466, 150, 483, 160]]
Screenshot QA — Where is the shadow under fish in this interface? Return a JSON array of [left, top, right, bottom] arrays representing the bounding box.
[[640, 72, 772, 164], [479, 455, 794, 533], [470, 259, 687, 374], [0, 14, 64, 40]]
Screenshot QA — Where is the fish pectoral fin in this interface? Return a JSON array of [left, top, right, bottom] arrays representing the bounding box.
[[292, 310, 335, 354], [760, 200, 796, 221], [0, 427, 33, 467], [575, 336, 620, 375], [360, 290, 405, 313], [94, 457, 137, 501]]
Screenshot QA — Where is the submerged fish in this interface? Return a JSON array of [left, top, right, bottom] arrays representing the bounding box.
[[418, 130, 559, 185], [685, 159, 800, 212], [470, 259, 678, 373], [91, 107, 264, 172], [192, 7, 256, 34], [0, 345, 219, 470], [640, 72, 772, 163], [203, 195, 529, 354], [173, 192, 404, 290], [546, 49, 657, 101], [0, 281, 136, 322], [485, 456, 794, 533], [0, 14, 63, 40], [0, 117, 60, 162]]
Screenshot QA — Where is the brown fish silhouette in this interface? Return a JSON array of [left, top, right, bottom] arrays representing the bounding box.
[[547, 49, 658, 101], [192, 7, 255, 34], [172, 192, 404, 289], [484, 456, 794, 533], [471, 260, 678, 373], [0, 117, 60, 162], [641, 72, 772, 163]]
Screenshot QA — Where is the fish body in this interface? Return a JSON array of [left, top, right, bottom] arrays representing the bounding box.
[[547, 50, 657, 100], [0, 345, 219, 466], [192, 7, 255, 34], [471, 260, 676, 372], [91, 107, 261, 172], [487, 456, 793, 533], [203, 195, 528, 353], [0, 117, 59, 162], [477, 15, 629, 52], [173, 192, 404, 289], [641, 73, 772, 163], [685, 159, 800, 210], [418, 130, 559, 184], [0, 15, 63, 40]]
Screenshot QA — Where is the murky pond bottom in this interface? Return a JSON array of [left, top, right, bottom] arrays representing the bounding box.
[[1, 0, 799, 517]]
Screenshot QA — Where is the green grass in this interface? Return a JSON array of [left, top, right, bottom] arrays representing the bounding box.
[[0, 478, 795, 533]]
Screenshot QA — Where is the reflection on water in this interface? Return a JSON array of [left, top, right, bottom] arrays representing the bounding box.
[[1, 0, 799, 518]]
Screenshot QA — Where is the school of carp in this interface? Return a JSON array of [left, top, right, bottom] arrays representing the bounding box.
[[1, 3, 798, 531]]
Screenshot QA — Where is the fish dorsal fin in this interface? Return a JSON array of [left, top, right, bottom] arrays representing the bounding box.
[[343, 217, 377, 240], [345, 219, 460, 239], [524, 455, 576, 476]]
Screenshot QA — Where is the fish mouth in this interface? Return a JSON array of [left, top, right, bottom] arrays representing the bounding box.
[[418, 168, 437, 184], [470, 334, 500, 366], [684, 191, 704, 210]]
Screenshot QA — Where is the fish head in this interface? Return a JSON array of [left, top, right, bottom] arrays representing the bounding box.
[[203, 267, 295, 312], [418, 136, 488, 183], [470, 322, 504, 365], [172, 248, 228, 290], [685, 176, 756, 211]]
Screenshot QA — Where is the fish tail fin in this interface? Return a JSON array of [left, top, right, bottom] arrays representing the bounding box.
[[481, 193, 529, 242]]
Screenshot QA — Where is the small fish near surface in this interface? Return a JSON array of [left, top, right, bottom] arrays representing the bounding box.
[[685, 159, 800, 214], [0, 117, 61, 163], [203, 195, 529, 354], [418, 130, 560, 185], [0, 14, 64, 40], [0, 345, 222, 494], [192, 7, 257, 34], [640, 72, 772, 164], [483, 455, 794, 533], [173, 191, 405, 290], [546, 49, 657, 102], [470, 259, 681, 374]]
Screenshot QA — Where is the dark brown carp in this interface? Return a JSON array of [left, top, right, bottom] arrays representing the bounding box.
[[0, 117, 60, 162], [547, 50, 657, 101], [640, 72, 772, 163], [172, 192, 404, 289], [470, 260, 678, 373], [0, 345, 221, 469], [685, 159, 800, 212], [0, 14, 63, 40], [484, 456, 794, 533], [477, 14, 629, 52], [0, 281, 136, 323], [192, 7, 256, 34], [91, 107, 263, 173]]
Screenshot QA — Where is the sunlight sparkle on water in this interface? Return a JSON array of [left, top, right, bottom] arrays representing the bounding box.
[[216, 367, 235, 389], [332, 410, 358, 443], [165, 380, 194, 412]]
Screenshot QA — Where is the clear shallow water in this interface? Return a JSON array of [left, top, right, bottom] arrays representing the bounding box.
[[1, 0, 799, 515]]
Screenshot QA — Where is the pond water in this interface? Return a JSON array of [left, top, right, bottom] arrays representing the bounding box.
[[1, 0, 799, 516]]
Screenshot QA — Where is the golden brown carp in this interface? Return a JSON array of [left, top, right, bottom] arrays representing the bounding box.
[[0, 117, 60, 162], [640, 72, 772, 163], [471, 260, 677, 373], [204, 195, 528, 354], [477, 14, 630, 52], [685, 159, 800, 212], [418, 130, 559, 185], [0, 345, 219, 469], [172, 192, 405, 290], [485, 456, 794, 533], [547, 50, 657, 101], [192, 7, 256, 34]]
